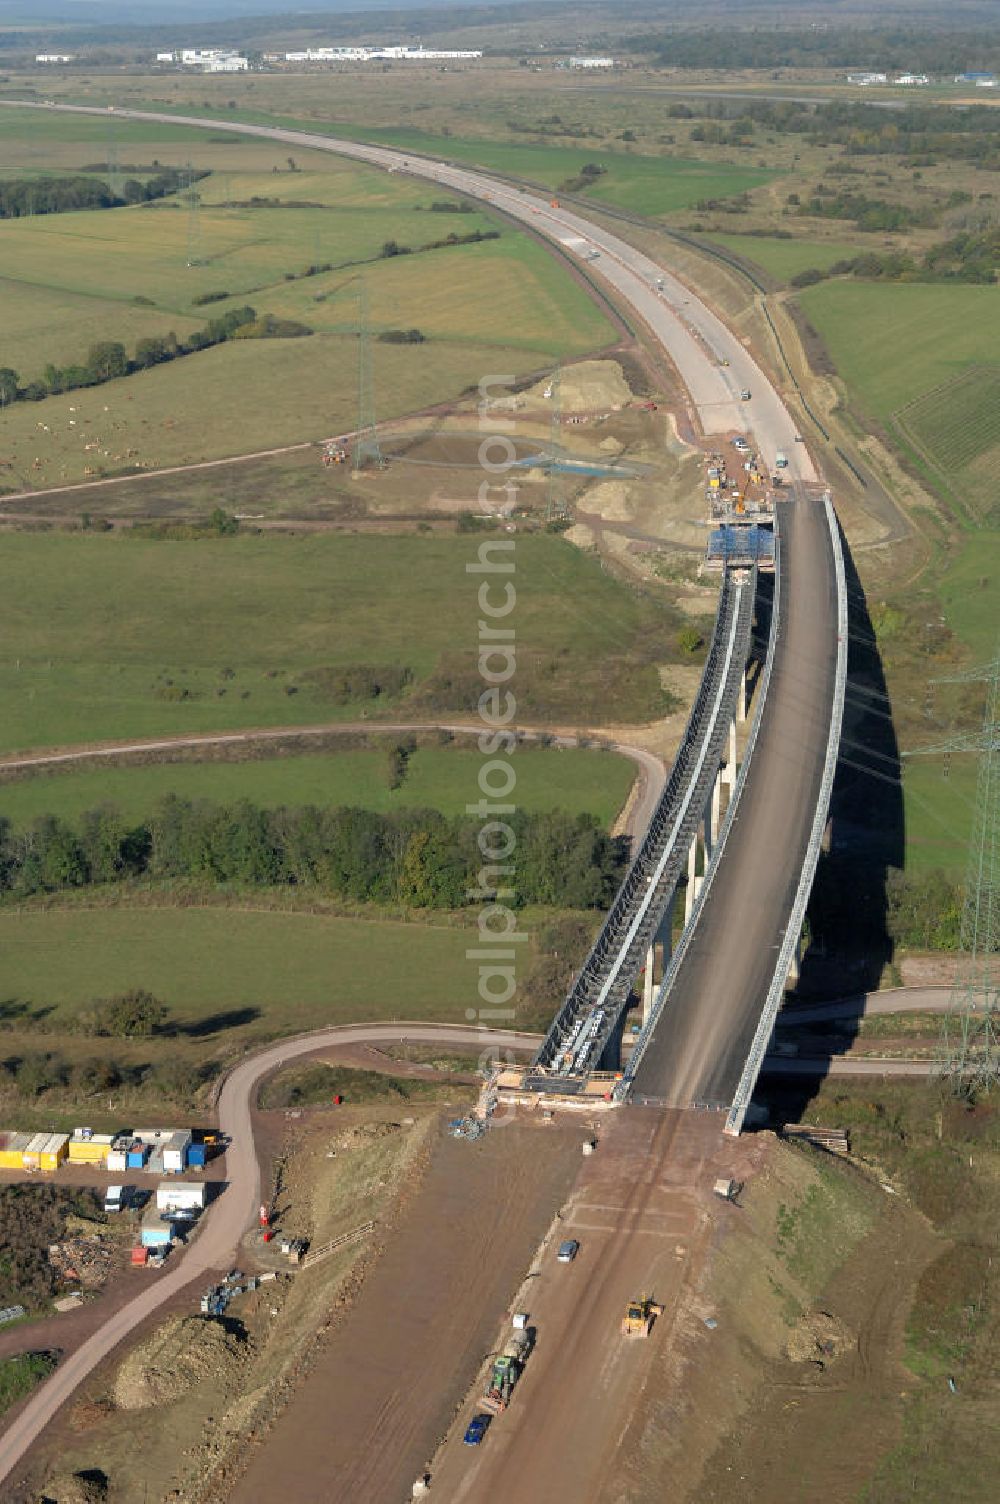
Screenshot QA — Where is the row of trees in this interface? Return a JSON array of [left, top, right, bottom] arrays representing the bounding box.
[[648, 93, 1000, 169], [632, 26, 1000, 77], [792, 224, 1000, 288], [0, 303, 311, 407], [0, 1048, 215, 1109], [0, 798, 629, 912], [0, 166, 204, 220], [791, 189, 935, 233]]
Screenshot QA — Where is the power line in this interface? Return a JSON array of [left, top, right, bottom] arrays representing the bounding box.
[[184, 162, 204, 268], [907, 654, 1000, 1092], [352, 280, 383, 473]]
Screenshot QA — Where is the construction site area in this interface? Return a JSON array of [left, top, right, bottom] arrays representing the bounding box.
[[0, 353, 704, 521]]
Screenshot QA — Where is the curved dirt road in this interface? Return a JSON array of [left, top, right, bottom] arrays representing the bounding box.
[[0, 721, 665, 843], [0, 1023, 536, 1489]]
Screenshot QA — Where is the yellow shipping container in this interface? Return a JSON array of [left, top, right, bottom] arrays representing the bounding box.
[[40, 1133, 69, 1172], [68, 1131, 114, 1164], [23, 1132, 49, 1171], [0, 1133, 33, 1169]]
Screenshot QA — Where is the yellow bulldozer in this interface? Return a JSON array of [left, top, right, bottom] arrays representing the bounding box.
[[621, 1296, 664, 1338]]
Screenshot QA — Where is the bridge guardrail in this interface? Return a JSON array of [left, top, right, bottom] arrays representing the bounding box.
[[723, 491, 847, 1135]]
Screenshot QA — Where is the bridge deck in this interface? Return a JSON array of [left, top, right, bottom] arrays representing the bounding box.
[[629, 492, 838, 1107], [535, 567, 756, 1076]]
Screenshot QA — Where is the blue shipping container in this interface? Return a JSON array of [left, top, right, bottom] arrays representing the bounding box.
[[140, 1221, 172, 1248], [127, 1149, 147, 1168], [186, 1143, 207, 1168]]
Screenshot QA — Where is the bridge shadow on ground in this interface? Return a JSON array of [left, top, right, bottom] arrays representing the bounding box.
[[754, 520, 905, 1125]]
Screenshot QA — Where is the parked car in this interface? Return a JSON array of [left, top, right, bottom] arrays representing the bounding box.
[[557, 1239, 580, 1263], [739, 388, 752, 401], [464, 1413, 491, 1446]]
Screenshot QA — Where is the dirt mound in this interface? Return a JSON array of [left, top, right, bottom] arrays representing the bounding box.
[[581, 480, 633, 522], [527, 361, 632, 413], [114, 1315, 251, 1411], [785, 1309, 853, 1366], [37, 1470, 108, 1504], [334, 1122, 402, 1152]]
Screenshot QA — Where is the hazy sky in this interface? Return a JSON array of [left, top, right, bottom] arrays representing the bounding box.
[[1, 0, 463, 19]]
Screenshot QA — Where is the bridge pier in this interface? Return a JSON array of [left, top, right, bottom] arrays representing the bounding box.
[[682, 715, 742, 926], [641, 890, 676, 1028]]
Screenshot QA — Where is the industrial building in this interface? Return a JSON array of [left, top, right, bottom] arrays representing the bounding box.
[[284, 45, 483, 62], [845, 71, 888, 85], [156, 48, 249, 71], [35, 54, 75, 64], [570, 56, 615, 69]]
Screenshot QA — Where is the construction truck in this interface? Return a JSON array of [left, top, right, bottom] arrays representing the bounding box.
[[481, 1326, 532, 1412], [621, 1296, 664, 1338]]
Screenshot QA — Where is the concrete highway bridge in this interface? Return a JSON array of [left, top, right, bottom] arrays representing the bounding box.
[[519, 480, 845, 1132], [6, 101, 848, 1137]]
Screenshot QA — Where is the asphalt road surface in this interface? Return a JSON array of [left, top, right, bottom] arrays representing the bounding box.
[[631, 494, 839, 1107]]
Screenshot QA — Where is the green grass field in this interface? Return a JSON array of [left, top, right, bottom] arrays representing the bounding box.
[[936, 529, 1000, 661], [798, 281, 1000, 424], [705, 234, 864, 281], [346, 130, 776, 217], [893, 367, 1000, 521], [0, 744, 636, 829], [0, 119, 615, 483], [901, 758, 975, 876], [799, 280, 1000, 525], [0, 531, 673, 752], [0, 906, 486, 1032]]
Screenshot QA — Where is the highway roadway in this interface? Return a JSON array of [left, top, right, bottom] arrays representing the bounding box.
[[632, 492, 840, 1107]]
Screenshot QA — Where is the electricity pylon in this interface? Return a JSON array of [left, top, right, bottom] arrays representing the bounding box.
[[907, 652, 1000, 1092], [184, 163, 204, 268], [106, 116, 122, 199], [545, 366, 567, 523], [352, 280, 383, 472]]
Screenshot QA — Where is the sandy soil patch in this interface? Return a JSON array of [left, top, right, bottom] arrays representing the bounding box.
[[113, 1315, 252, 1411], [226, 1117, 585, 1504], [523, 360, 632, 413]]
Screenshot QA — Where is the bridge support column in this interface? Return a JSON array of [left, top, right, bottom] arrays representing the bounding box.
[[724, 719, 738, 788], [786, 932, 802, 991], [710, 768, 722, 846], [738, 667, 748, 724], [641, 891, 676, 1028], [684, 830, 699, 923]]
